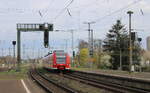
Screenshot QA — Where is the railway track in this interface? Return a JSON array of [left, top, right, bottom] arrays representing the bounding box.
[[44, 68, 150, 93], [64, 72, 149, 93], [29, 68, 79, 93]]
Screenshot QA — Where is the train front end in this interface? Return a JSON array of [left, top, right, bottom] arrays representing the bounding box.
[[53, 51, 70, 70]]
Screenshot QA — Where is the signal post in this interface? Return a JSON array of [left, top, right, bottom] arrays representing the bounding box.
[[16, 23, 53, 71]]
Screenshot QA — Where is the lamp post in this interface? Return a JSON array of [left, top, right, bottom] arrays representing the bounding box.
[[127, 11, 134, 72]]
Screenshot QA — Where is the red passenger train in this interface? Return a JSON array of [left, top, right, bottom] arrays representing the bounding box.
[[43, 50, 71, 70]]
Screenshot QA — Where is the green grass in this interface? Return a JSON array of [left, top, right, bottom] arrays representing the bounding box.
[[0, 64, 30, 80]]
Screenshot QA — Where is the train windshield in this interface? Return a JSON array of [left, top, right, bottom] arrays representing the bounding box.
[[56, 57, 66, 64], [56, 52, 66, 64]]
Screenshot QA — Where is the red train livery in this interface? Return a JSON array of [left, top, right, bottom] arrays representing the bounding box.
[[43, 50, 70, 70]]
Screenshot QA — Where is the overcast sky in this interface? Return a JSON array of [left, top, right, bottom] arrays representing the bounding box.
[[0, 0, 150, 58]]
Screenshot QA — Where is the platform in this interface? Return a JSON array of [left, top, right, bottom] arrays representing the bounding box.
[[0, 79, 45, 93]]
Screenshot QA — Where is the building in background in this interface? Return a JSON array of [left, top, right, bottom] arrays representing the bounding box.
[[93, 39, 102, 52], [147, 36, 150, 51]]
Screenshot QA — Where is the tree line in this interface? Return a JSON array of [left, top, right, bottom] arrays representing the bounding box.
[[73, 19, 147, 71]]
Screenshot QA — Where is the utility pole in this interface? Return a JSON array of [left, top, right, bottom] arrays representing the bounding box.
[[70, 30, 74, 56], [17, 30, 21, 71], [91, 29, 94, 68], [119, 36, 122, 70], [127, 11, 134, 72], [83, 21, 95, 55], [91, 29, 94, 56], [70, 30, 75, 67], [84, 21, 95, 68], [138, 38, 142, 72], [119, 48, 122, 70]]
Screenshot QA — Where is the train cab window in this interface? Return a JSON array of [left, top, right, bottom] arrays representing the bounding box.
[[56, 56, 66, 64], [54, 50, 66, 64]]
